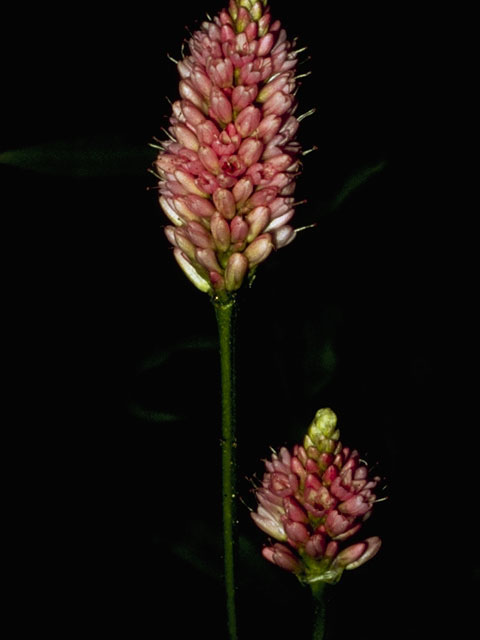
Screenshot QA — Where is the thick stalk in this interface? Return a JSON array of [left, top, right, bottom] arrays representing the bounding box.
[[310, 582, 328, 640], [213, 293, 238, 640]]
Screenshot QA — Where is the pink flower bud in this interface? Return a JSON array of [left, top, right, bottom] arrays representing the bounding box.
[[177, 58, 192, 80], [246, 187, 277, 208], [285, 521, 310, 544], [196, 120, 220, 146], [263, 91, 295, 117], [257, 113, 283, 142], [262, 544, 300, 573], [244, 233, 273, 265], [174, 169, 209, 197], [191, 66, 213, 99], [172, 227, 196, 260], [159, 196, 183, 226], [206, 57, 234, 87], [181, 100, 205, 127], [210, 211, 231, 252], [179, 80, 205, 112], [173, 125, 199, 151], [305, 533, 327, 559], [257, 72, 293, 103], [173, 248, 211, 293], [345, 537, 382, 570], [232, 176, 254, 204], [225, 252, 248, 291], [210, 86, 233, 125], [246, 205, 270, 242], [198, 145, 221, 175], [195, 247, 221, 273], [257, 32, 275, 57], [236, 6, 250, 33], [230, 215, 249, 244], [213, 187, 236, 220], [265, 209, 294, 232], [181, 194, 216, 218], [235, 105, 262, 138], [186, 221, 215, 250], [220, 23, 235, 43], [238, 138, 263, 167], [232, 84, 259, 111], [334, 542, 367, 568]]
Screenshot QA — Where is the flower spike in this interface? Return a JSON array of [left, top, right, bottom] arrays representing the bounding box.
[[155, 1, 305, 293], [251, 408, 382, 584]]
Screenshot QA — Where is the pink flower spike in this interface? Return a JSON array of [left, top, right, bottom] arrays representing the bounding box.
[[155, 0, 307, 293], [251, 408, 383, 584]]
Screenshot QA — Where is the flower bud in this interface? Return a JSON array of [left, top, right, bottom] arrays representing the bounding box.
[[235, 105, 262, 137], [213, 187, 237, 220], [232, 84, 258, 111], [210, 87, 233, 124], [173, 248, 212, 293], [225, 252, 249, 291], [244, 233, 273, 265], [211, 211, 231, 252]]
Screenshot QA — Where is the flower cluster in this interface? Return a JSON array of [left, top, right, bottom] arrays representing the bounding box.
[[156, 0, 305, 294], [251, 408, 382, 584]]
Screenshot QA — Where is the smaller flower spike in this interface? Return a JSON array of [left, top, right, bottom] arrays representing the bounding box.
[[251, 408, 382, 584], [155, 0, 306, 294]]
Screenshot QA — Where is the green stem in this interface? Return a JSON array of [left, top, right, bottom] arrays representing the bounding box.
[[213, 293, 238, 640], [310, 582, 328, 640]]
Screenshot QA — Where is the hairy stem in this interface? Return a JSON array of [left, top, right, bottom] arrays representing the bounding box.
[[214, 293, 238, 640]]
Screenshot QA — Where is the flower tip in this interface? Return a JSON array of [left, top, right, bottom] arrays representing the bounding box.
[[306, 408, 339, 449]]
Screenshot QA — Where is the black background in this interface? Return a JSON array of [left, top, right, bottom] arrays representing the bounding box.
[[3, 1, 471, 638]]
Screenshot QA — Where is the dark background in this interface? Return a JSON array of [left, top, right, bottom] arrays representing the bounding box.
[[3, 1, 470, 638]]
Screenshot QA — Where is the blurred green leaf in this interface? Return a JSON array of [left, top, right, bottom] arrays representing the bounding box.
[[329, 160, 386, 212], [127, 405, 182, 423], [0, 135, 155, 177], [128, 337, 217, 423]]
